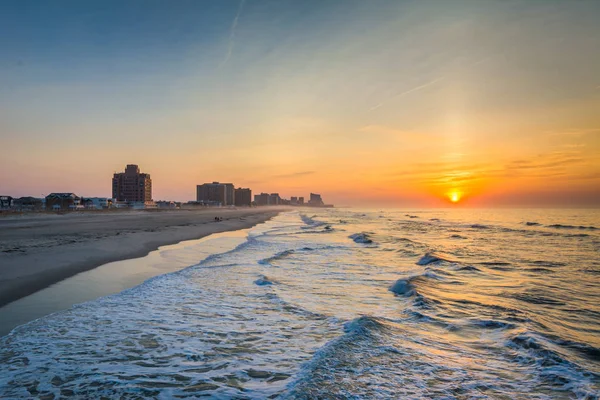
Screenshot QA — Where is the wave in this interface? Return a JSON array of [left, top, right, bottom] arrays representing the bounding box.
[[389, 279, 416, 296], [349, 232, 374, 244], [257, 249, 295, 265], [457, 265, 481, 272], [450, 234, 467, 239], [507, 332, 600, 398], [283, 316, 396, 399], [511, 291, 566, 306], [529, 260, 566, 268], [416, 252, 456, 265], [526, 267, 554, 274], [525, 221, 541, 226], [470, 224, 491, 229], [254, 276, 274, 286], [389, 271, 441, 297], [471, 319, 516, 330], [300, 214, 324, 227], [547, 224, 598, 230]]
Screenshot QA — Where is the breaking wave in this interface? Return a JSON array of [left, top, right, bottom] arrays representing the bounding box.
[[416, 252, 456, 265], [349, 232, 374, 244]]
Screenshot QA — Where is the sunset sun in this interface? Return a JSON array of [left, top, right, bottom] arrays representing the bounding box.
[[449, 191, 462, 203]]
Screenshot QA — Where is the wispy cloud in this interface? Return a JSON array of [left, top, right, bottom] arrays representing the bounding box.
[[368, 77, 444, 112], [548, 128, 600, 137], [222, 0, 246, 66], [273, 171, 316, 179]]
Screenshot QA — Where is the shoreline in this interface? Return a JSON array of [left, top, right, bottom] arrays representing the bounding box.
[[0, 208, 284, 308]]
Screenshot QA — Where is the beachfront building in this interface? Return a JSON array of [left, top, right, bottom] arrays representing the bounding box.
[[196, 182, 235, 206], [299, 196, 305, 205], [254, 193, 270, 206], [82, 197, 112, 209], [13, 197, 44, 211], [45, 193, 82, 211], [234, 188, 252, 207], [269, 193, 281, 205], [112, 164, 152, 203], [308, 193, 325, 207], [156, 200, 180, 209], [0, 196, 13, 210]]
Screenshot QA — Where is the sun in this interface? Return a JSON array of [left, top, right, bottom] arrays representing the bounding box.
[[449, 191, 462, 203]]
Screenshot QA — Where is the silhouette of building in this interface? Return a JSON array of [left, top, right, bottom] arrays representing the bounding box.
[[269, 193, 281, 205], [196, 182, 235, 206], [112, 164, 152, 202], [0, 196, 13, 210], [254, 193, 270, 206], [13, 197, 44, 211], [234, 188, 252, 207], [299, 196, 304, 205], [81, 197, 112, 209], [45, 193, 82, 211], [308, 193, 324, 206]]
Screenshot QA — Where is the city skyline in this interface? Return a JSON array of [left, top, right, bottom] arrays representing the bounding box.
[[1, 1, 599, 207]]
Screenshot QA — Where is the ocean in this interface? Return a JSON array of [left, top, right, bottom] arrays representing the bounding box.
[[1, 208, 599, 399]]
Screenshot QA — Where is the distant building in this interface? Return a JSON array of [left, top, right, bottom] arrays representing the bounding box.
[[269, 193, 281, 205], [0, 196, 13, 210], [45, 193, 82, 211], [13, 197, 44, 211], [112, 164, 152, 202], [290, 196, 298, 205], [298, 197, 304, 205], [308, 193, 324, 207], [254, 193, 270, 206], [156, 200, 179, 209], [234, 188, 252, 207], [82, 197, 112, 209], [196, 182, 235, 206], [130, 201, 157, 210]]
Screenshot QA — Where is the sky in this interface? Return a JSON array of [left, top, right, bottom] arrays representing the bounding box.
[[1, 0, 599, 207]]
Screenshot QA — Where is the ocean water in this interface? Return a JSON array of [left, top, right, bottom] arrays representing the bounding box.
[[1, 208, 599, 399]]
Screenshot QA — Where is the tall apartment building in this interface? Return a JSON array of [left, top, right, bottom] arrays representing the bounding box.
[[234, 188, 252, 207], [196, 182, 235, 206], [269, 193, 281, 205], [308, 193, 324, 206], [112, 164, 152, 202], [254, 193, 270, 206]]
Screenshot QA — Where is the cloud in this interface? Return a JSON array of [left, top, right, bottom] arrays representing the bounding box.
[[359, 125, 435, 140], [222, 0, 246, 66], [368, 76, 444, 112], [548, 128, 600, 137], [272, 171, 316, 179]]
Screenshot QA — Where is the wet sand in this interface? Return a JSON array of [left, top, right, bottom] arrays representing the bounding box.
[[0, 208, 282, 307]]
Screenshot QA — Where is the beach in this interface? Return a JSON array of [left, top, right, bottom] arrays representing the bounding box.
[[0, 207, 282, 308]]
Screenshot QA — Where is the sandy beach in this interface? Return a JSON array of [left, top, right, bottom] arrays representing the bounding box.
[[0, 208, 282, 307]]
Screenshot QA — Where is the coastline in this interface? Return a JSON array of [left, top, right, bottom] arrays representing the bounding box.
[[0, 207, 283, 308]]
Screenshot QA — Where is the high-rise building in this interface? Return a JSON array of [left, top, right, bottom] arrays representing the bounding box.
[[269, 193, 281, 205], [196, 182, 235, 206], [234, 188, 252, 206], [308, 193, 324, 206], [254, 193, 270, 206], [298, 196, 304, 205], [112, 164, 152, 202]]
